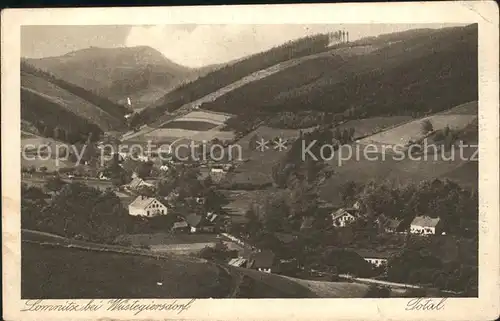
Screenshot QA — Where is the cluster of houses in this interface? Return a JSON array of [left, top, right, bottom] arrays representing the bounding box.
[[127, 193, 221, 234], [228, 250, 279, 273], [122, 179, 446, 274], [329, 201, 444, 236]]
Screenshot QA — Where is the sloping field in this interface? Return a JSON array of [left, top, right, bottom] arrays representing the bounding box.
[[439, 161, 478, 190], [143, 129, 203, 141], [161, 120, 219, 131], [219, 125, 317, 186], [200, 45, 381, 114], [319, 146, 475, 205], [176, 111, 232, 124], [337, 116, 413, 140], [21, 73, 125, 131], [225, 149, 282, 186], [439, 101, 478, 115], [21, 135, 75, 171], [115, 233, 223, 246], [235, 125, 317, 157], [223, 118, 407, 187], [22, 230, 373, 298], [190, 130, 235, 142], [140, 129, 236, 146], [129, 43, 378, 141], [358, 114, 477, 147], [124, 110, 234, 144], [281, 276, 369, 298], [267, 25, 477, 118], [222, 189, 288, 223], [22, 240, 230, 299]]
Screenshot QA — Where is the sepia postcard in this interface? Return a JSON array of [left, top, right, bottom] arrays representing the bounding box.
[[2, 2, 499, 320]]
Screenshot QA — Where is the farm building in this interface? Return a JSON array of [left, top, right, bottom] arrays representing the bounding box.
[[331, 208, 359, 227], [184, 214, 216, 233], [410, 216, 443, 235], [126, 177, 155, 191], [113, 233, 237, 255], [246, 250, 278, 273], [171, 221, 189, 233], [128, 196, 168, 217], [228, 257, 248, 268], [353, 248, 399, 268], [376, 215, 406, 233]]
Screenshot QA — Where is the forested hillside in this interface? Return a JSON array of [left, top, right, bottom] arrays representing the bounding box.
[[22, 60, 130, 119], [202, 24, 477, 132], [21, 88, 103, 143], [132, 34, 332, 126], [21, 61, 131, 143]]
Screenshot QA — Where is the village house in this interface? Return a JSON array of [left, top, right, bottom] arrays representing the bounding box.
[[246, 250, 278, 273], [126, 176, 156, 191], [331, 208, 358, 227], [410, 216, 443, 235], [376, 214, 405, 233], [228, 257, 248, 268], [353, 248, 399, 268], [171, 221, 189, 233], [128, 196, 168, 217], [184, 213, 216, 233]]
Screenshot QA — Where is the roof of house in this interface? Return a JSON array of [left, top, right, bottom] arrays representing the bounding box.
[[411, 216, 441, 228], [129, 196, 163, 209], [248, 250, 275, 269], [331, 208, 357, 221], [207, 212, 219, 223], [385, 218, 403, 230], [228, 257, 247, 267], [128, 177, 144, 189], [183, 213, 214, 228], [172, 221, 189, 229], [127, 177, 155, 189], [377, 214, 403, 230]]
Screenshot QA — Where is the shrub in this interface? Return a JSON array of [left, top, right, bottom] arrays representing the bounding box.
[[421, 119, 434, 134]]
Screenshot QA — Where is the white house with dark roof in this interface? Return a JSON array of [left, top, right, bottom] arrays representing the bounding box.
[[246, 250, 277, 273], [331, 208, 358, 227], [128, 196, 168, 217], [353, 248, 399, 267], [376, 214, 405, 234], [410, 216, 443, 235], [126, 177, 155, 191], [184, 213, 216, 233]]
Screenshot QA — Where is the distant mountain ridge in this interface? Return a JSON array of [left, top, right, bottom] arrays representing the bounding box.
[[24, 46, 213, 110]]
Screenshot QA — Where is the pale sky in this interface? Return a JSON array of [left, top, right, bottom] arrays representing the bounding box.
[[22, 24, 462, 68]]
